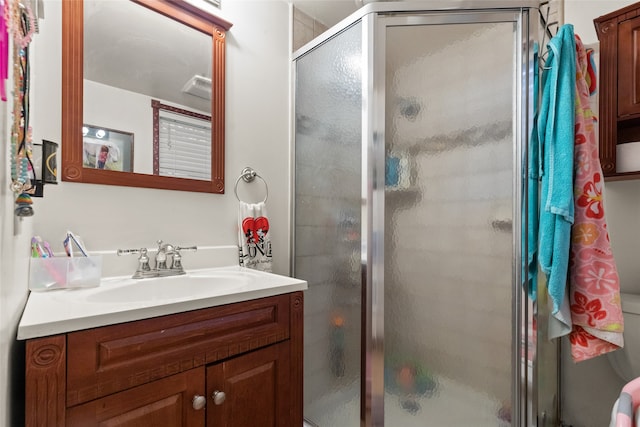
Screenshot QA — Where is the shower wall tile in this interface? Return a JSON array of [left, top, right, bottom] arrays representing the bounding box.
[[293, 7, 328, 52], [388, 25, 514, 143]]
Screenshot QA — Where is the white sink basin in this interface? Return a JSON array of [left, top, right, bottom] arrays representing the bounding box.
[[18, 265, 308, 340], [86, 272, 249, 303]]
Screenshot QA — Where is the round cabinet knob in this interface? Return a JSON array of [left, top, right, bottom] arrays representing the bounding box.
[[192, 395, 206, 410], [212, 390, 226, 405]]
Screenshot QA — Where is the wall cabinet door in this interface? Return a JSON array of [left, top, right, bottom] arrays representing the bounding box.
[[595, 3, 640, 178], [206, 342, 291, 427], [66, 368, 206, 427], [618, 15, 640, 117]]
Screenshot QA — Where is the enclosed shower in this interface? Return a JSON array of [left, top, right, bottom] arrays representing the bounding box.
[[292, 2, 556, 426]]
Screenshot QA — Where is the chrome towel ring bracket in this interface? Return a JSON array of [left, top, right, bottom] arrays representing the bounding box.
[[234, 167, 269, 203]]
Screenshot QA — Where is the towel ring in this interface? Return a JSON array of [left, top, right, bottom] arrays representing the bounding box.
[[234, 167, 268, 203]]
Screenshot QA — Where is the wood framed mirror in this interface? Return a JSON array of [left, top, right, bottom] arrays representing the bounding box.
[[62, 0, 232, 193]]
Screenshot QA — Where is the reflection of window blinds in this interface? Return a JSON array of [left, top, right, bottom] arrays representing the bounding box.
[[158, 111, 211, 181]]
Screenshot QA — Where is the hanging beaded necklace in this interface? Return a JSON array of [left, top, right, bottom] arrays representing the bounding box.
[[5, 0, 36, 217]]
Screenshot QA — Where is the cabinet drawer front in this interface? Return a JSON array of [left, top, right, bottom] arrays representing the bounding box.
[[67, 295, 291, 406]]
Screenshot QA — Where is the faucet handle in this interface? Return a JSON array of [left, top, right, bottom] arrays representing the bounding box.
[[171, 246, 196, 272], [117, 248, 151, 279], [117, 248, 143, 256]]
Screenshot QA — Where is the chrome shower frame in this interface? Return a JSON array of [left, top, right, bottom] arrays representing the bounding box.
[[291, 2, 541, 426]]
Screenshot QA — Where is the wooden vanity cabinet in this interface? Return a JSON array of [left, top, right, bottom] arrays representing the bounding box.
[[25, 292, 303, 427], [595, 3, 640, 179]]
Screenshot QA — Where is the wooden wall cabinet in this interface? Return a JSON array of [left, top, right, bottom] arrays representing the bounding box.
[[25, 292, 303, 427], [595, 2, 640, 180]]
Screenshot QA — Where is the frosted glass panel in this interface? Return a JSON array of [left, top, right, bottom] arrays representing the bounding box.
[[384, 22, 516, 426], [295, 22, 362, 427]]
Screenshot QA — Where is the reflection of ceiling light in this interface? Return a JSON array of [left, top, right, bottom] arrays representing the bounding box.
[[83, 125, 111, 140], [181, 75, 212, 100]]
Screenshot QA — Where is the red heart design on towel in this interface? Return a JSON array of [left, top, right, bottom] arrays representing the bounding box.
[[242, 216, 270, 244]]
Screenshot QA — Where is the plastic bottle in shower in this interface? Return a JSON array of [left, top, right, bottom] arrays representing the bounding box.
[[330, 315, 345, 378]]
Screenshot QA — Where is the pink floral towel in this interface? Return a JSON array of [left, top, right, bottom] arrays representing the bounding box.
[[568, 36, 624, 362]]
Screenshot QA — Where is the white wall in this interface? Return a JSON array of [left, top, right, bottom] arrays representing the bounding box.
[[83, 80, 156, 174], [562, 2, 640, 427], [30, 0, 291, 273], [0, 110, 31, 427], [0, 1, 292, 426], [0, 33, 33, 427]]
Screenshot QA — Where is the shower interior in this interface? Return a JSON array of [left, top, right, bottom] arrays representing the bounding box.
[[293, 2, 558, 426]]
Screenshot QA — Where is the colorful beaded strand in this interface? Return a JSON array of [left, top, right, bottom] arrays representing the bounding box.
[[6, 0, 35, 216]]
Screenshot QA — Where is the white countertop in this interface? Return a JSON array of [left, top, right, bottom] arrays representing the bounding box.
[[17, 265, 307, 340]]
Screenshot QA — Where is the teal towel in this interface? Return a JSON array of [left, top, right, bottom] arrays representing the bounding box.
[[537, 24, 576, 319]]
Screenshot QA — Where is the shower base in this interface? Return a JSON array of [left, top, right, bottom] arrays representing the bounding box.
[[305, 376, 509, 426]]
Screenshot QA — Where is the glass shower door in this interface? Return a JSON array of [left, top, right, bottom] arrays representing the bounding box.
[[382, 18, 518, 426], [294, 22, 363, 427]]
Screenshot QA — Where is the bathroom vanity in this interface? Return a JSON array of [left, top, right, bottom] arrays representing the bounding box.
[[19, 267, 306, 426]]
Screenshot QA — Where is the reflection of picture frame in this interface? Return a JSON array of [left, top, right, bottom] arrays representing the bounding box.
[[82, 124, 134, 172]]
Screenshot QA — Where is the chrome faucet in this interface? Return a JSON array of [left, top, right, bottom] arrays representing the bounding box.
[[117, 241, 197, 279]]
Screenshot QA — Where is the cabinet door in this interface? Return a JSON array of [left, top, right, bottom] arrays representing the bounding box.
[[66, 368, 205, 427], [206, 342, 291, 427], [618, 15, 640, 117]]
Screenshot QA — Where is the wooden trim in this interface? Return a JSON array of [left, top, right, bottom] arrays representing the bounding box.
[[152, 99, 211, 122], [595, 17, 619, 176], [153, 101, 160, 175], [61, 0, 230, 194], [605, 170, 640, 181], [25, 335, 66, 427], [133, 0, 232, 32], [594, 1, 640, 26], [212, 28, 226, 193], [61, 0, 84, 183]]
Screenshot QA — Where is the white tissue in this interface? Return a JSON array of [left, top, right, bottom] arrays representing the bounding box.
[[616, 141, 640, 173]]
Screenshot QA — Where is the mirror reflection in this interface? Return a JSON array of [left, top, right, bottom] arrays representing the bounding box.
[[62, 0, 231, 193], [83, 0, 210, 176]]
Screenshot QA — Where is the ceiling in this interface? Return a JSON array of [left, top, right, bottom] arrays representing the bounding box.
[[84, 0, 213, 113], [292, 0, 361, 27]]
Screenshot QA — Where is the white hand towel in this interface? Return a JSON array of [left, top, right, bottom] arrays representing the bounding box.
[[238, 201, 272, 272]]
